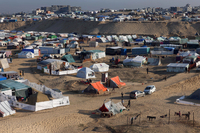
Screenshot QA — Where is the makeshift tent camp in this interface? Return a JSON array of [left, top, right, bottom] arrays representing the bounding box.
[[0, 79, 32, 97], [0, 41, 7, 47], [148, 58, 161, 66], [89, 41, 98, 47], [0, 50, 12, 58], [22, 46, 40, 56], [123, 56, 147, 67], [132, 47, 150, 55], [37, 59, 69, 72], [67, 41, 79, 48], [81, 50, 106, 60], [106, 47, 122, 55], [61, 54, 75, 63], [18, 51, 34, 58], [0, 71, 18, 79], [90, 63, 109, 72], [167, 63, 189, 72], [0, 100, 16, 117], [0, 75, 6, 81], [187, 40, 199, 48], [77, 67, 95, 79], [84, 81, 107, 94], [108, 76, 126, 88], [0, 58, 9, 69], [13, 38, 22, 43], [99, 100, 126, 115], [96, 37, 107, 43]]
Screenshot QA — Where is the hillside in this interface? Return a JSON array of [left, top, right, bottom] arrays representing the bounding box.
[[0, 18, 200, 37]]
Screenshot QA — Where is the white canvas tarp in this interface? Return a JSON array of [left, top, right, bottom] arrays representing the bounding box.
[[167, 63, 189, 72], [90, 63, 109, 72], [90, 52, 106, 60], [18, 51, 34, 58], [103, 100, 126, 115], [0, 41, 7, 46], [0, 58, 9, 69], [0, 100, 16, 117], [77, 67, 96, 79], [123, 56, 147, 67]]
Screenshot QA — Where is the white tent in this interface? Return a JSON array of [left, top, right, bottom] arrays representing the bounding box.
[[167, 63, 189, 72], [31, 41, 42, 47], [77, 67, 96, 79], [123, 56, 147, 67], [99, 18, 105, 21], [0, 58, 9, 69], [9, 42, 19, 46], [90, 63, 109, 72], [13, 38, 22, 43], [67, 41, 79, 48], [89, 41, 98, 47], [0, 41, 7, 47], [22, 40, 30, 46], [18, 51, 34, 58]]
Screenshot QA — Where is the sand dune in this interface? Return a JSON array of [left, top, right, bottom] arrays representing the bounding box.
[[0, 19, 200, 37]]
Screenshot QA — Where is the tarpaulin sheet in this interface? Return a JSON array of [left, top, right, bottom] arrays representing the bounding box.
[[110, 76, 126, 86]]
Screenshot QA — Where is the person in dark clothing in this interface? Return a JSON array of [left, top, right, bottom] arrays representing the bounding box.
[[146, 68, 149, 74], [22, 70, 24, 76], [164, 76, 167, 81], [112, 87, 115, 91], [144, 39, 146, 45], [127, 100, 131, 108], [185, 67, 188, 73], [121, 92, 124, 98]]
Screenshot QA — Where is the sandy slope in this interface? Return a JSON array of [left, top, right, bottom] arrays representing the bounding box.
[[0, 19, 200, 37]]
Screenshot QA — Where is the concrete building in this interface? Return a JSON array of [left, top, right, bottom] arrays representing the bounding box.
[[32, 9, 45, 15], [41, 5, 81, 13], [170, 7, 182, 12]]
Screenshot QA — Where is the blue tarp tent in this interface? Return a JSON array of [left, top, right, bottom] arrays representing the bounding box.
[[135, 39, 145, 42], [0, 75, 6, 81], [141, 45, 147, 47], [164, 47, 175, 51]]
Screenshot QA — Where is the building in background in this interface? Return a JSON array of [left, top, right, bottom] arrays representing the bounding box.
[[41, 5, 81, 13]]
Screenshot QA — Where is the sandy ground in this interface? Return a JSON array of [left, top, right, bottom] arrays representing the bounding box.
[[0, 41, 200, 133]]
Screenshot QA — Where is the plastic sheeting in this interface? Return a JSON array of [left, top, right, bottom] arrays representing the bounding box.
[[18, 51, 34, 58], [90, 63, 109, 72], [77, 67, 96, 79], [0, 100, 16, 117], [0, 58, 9, 69]]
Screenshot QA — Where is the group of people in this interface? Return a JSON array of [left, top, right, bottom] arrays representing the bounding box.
[[121, 92, 131, 108]]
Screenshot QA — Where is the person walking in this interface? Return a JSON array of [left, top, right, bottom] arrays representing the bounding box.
[[164, 76, 167, 81], [22, 70, 24, 76], [127, 100, 131, 108], [121, 92, 124, 98], [146, 68, 149, 74], [185, 67, 188, 73]]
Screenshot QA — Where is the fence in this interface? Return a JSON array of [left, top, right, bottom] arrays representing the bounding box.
[[0, 80, 70, 112]]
